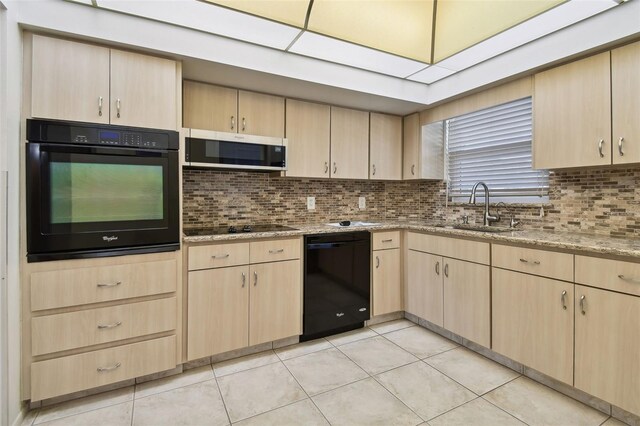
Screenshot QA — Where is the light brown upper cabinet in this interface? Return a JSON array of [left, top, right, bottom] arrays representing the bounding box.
[[183, 81, 284, 138], [403, 113, 421, 179], [183, 81, 238, 132], [30, 35, 178, 130], [402, 114, 445, 180], [110, 50, 177, 130], [533, 52, 612, 169], [31, 35, 110, 125], [370, 113, 402, 180], [285, 99, 331, 178], [330, 107, 370, 179], [612, 41, 640, 165]]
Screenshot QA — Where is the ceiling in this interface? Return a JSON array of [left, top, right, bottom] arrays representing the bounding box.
[[83, 0, 623, 85]]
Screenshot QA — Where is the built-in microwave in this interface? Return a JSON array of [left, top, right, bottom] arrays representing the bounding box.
[[26, 119, 180, 262], [184, 129, 287, 171]]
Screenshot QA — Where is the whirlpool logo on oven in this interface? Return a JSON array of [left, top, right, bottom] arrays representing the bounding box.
[[102, 235, 119, 242]]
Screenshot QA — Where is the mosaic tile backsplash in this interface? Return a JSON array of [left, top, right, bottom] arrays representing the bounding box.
[[183, 167, 640, 238]]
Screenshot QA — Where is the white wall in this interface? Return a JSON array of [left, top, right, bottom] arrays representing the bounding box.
[[0, 1, 23, 425]]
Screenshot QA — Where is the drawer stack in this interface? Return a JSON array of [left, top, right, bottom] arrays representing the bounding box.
[[28, 255, 179, 401]]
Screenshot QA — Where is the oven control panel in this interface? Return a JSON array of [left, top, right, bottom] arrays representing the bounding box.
[[26, 119, 179, 151]]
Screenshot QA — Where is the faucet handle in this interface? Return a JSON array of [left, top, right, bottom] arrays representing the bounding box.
[[510, 215, 521, 228], [462, 215, 469, 224]]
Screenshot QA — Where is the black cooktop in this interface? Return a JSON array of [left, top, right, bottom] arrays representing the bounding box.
[[184, 224, 298, 236]]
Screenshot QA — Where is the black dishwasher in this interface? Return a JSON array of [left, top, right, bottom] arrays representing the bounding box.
[[302, 232, 371, 341]]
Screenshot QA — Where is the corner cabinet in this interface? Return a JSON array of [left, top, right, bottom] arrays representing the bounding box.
[[369, 113, 402, 180], [533, 41, 640, 169], [30, 34, 178, 131], [284, 99, 331, 178]]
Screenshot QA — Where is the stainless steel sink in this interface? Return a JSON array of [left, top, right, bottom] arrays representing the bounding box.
[[449, 224, 520, 233]]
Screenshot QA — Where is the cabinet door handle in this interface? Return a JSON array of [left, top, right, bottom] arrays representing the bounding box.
[[324, 162, 328, 174], [579, 295, 586, 315], [372, 164, 376, 176], [333, 162, 337, 174], [116, 98, 121, 118], [254, 271, 258, 286], [242, 117, 246, 131], [519, 258, 540, 265], [98, 96, 103, 117], [444, 263, 449, 278], [98, 321, 122, 330], [435, 261, 440, 275], [618, 137, 625, 156], [411, 164, 415, 175], [97, 362, 121, 373], [598, 139, 604, 158], [231, 115, 235, 130], [561, 290, 567, 310], [97, 281, 122, 288], [617, 274, 640, 284], [269, 249, 284, 254], [211, 254, 230, 259], [375, 256, 380, 268], [242, 272, 246, 287]]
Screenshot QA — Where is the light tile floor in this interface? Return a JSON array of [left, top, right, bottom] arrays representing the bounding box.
[[23, 319, 628, 426]]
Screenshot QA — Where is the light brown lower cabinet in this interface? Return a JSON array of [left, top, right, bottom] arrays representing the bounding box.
[[187, 266, 250, 360], [372, 248, 402, 316], [249, 260, 301, 346], [443, 258, 490, 347], [492, 268, 574, 385], [405, 250, 443, 326], [187, 259, 301, 360], [575, 285, 640, 415]]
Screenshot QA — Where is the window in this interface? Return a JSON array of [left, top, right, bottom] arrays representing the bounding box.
[[446, 97, 548, 203]]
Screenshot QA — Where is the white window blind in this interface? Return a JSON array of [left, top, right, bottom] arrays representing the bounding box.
[[446, 97, 548, 202]]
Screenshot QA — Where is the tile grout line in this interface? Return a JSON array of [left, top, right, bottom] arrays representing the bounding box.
[[213, 350, 281, 380], [278, 359, 334, 425], [212, 375, 233, 426], [480, 394, 532, 426]]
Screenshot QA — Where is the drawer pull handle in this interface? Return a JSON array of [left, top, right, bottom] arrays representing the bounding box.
[[98, 321, 122, 330], [376, 256, 380, 268], [381, 239, 393, 243], [212, 254, 230, 259], [435, 261, 440, 275], [269, 249, 284, 254], [519, 258, 540, 265], [580, 295, 586, 315], [444, 263, 449, 278], [618, 274, 640, 284], [97, 281, 122, 288], [242, 272, 246, 287], [561, 291, 567, 310], [97, 362, 121, 373]]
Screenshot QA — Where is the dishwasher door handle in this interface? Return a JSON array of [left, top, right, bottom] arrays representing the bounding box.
[[306, 242, 349, 250]]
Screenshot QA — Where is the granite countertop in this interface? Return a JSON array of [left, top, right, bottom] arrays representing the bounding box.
[[183, 221, 640, 259]]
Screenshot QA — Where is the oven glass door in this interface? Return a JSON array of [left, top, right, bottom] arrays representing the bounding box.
[[27, 143, 179, 260]]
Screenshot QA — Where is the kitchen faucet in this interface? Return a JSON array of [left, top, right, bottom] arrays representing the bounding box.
[[469, 182, 500, 226]]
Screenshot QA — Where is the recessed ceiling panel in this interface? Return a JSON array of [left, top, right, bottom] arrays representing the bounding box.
[[408, 65, 457, 84], [307, 0, 435, 63], [289, 31, 429, 77], [433, 0, 566, 62], [204, 0, 310, 27]]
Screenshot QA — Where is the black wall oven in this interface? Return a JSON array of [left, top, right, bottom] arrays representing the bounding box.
[[26, 119, 180, 262]]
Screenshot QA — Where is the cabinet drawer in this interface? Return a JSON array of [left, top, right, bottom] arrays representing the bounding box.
[[372, 231, 400, 250], [575, 256, 640, 297], [407, 232, 489, 265], [31, 260, 177, 311], [31, 335, 176, 401], [492, 245, 574, 282], [250, 238, 301, 264], [32, 298, 176, 356], [188, 242, 250, 271]]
